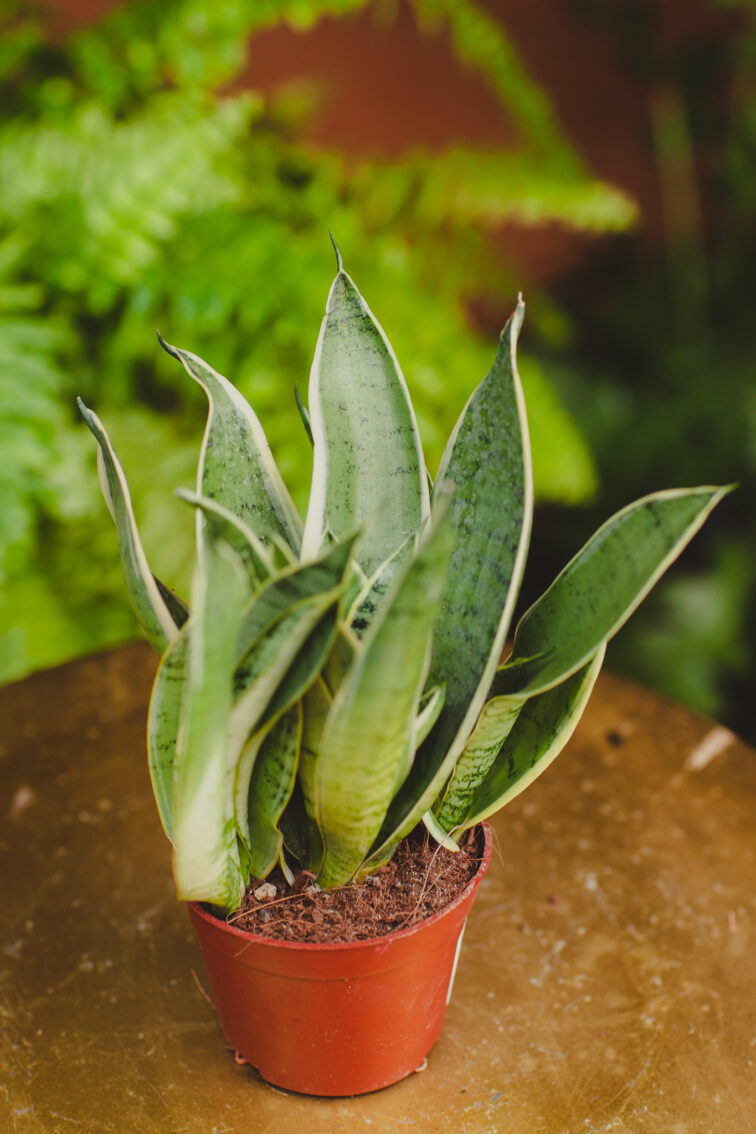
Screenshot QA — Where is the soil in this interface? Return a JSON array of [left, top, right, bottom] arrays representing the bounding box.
[[216, 827, 483, 944]]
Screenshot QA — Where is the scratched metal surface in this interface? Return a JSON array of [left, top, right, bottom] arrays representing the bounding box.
[[1, 642, 754, 1134]]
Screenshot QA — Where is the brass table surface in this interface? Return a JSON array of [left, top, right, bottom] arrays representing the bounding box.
[[1, 644, 754, 1134]]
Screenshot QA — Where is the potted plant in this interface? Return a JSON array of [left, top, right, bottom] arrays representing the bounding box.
[[78, 243, 729, 1096]]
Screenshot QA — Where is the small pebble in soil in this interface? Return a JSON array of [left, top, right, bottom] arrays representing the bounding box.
[[253, 883, 277, 902]]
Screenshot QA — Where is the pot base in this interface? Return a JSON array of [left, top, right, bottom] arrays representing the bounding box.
[[188, 823, 492, 1096]]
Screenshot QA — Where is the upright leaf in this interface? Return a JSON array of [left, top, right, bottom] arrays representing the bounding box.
[[243, 704, 303, 880], [347, 532, 415, 637], [171, 539, 252, 909], [234, 537, 356, 666], [298, 678, 332, 873], [302, 260, 429, 576], [494, 486, 733, 699], [315, 506, 453, 888], [175, 488, 273, 585], [433, 692, 524, 833], [147, 623, 189, 840], [77, 399, 184, 652], [227, 591, 344, 765], [366, 303, 533, 862], [413, 683, 446, 749], [157, 334, 302, 552]]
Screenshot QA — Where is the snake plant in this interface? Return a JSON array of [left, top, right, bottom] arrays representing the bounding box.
[[79, 245, 730, 911]]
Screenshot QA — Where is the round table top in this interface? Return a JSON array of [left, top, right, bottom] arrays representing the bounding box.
[[2, 642, 754, 1133]]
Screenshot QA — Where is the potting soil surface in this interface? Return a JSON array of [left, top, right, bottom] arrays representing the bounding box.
[[225, 829, 481, 942]]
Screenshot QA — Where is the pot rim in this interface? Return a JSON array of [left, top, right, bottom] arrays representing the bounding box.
[[187, 821, 492, 954]]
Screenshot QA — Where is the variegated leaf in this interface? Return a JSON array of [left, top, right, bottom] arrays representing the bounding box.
[[175, 488, 273, 585], [315, 505, 453, 888], [157, 333, 302, 552], [235, 537, 356, 665], [302, 258, 429, 576], [462, 647, 605, 830], [78, 399, 184, 652], [243, 704, 303, 880], [347, 531, 415, 637], [171, 539, 252, 909], [494, 486, 733, 700], [147, 622, 189, 840], [227, 591, 343, 767], [365, 303, 533, 865]]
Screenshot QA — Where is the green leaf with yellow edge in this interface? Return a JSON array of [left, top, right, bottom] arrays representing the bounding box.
[[366, 302, 532, 865], [147, 622, 189, 841], [171, 538, 251, 909], [77, 398, 184, 652], [494, 486, 733, 700], [461, 646, 605, 831], [243, 703, 303, 880], [302, 254, 429, 577], [315, 503, 453, 888], [157, 333, 302, 553]]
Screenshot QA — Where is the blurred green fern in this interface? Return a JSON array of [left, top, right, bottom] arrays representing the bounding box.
[[0, 0, 634, 682]]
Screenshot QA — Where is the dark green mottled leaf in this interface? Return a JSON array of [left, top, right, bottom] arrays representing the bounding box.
[[494, 486, 733, 699], [157, 334, 302, 552], [316, 504, 453, 888], [147, 622, 189, 840], [302, 267, 429, 576], [463, 647, 605, 829], [366, 303, 532, 863], [172, 539, 251, 909], [243, 704, 302, 880]]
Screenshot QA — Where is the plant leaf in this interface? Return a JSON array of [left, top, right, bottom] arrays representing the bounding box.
[[146, 621, 189, 840], [171, 539, 252, 909], [153, 576, 189, 630], [301, 265, 429, 576], [413, 683, 446, 749], [295, 382, 313, 445], [433, 691, 524, 832], [322, 622, 358, 696], [462, 647, 605, 830], [365, 302, 533, 864], [157, 333, 302, 552], [347, 531, 415, 637], [422, 809, 460, 852], [77, 398, 182, 652], [298, 678, 331, 874], [175, 488, 273, 585], [279, 781, 310, 866], [315, 505, 453, 888], [227, 590, 343, 766], [494, 486, 733, 699], [243, 703, 303, 880], [235, 536, 356, 665]]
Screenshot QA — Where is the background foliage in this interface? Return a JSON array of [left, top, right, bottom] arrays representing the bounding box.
[[525, 0, 756, 740], [0, 0, 628, 683], [1, 0, 752, 743]]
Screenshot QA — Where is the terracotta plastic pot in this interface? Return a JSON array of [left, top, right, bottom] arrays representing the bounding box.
[[188, 823, 492, 1096]]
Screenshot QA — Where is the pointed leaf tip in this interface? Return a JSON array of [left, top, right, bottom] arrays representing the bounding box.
[[156, 329, 180, 361], [328, 229, 344, 273]]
